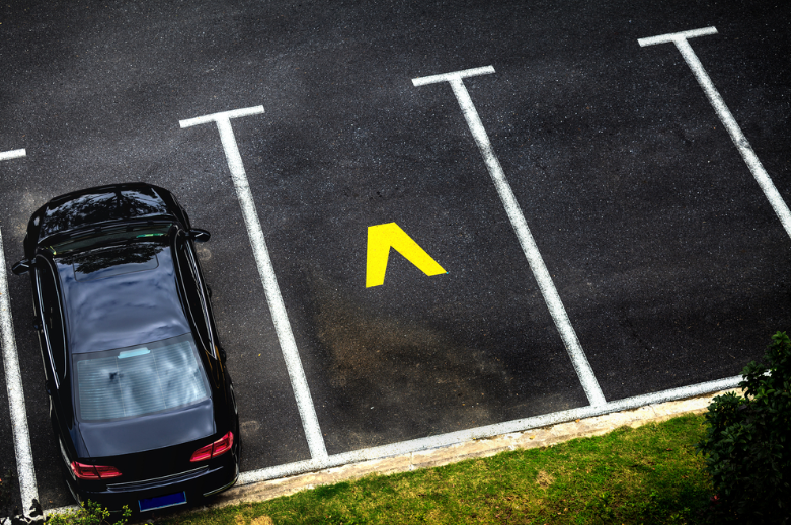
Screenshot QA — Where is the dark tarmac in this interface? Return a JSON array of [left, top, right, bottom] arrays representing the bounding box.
[[0, 0, 788, 512]]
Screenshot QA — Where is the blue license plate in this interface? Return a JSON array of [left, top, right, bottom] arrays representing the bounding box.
[[139, 491, 187, 512]]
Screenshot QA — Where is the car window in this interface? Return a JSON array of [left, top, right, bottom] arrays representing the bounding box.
[[36, 259, 67, 385], [73, 333, 209, 421], [185, 239, 214, 330], [175, 233, 211, 350]]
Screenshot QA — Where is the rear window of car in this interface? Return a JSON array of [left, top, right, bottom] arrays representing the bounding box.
[[73, 333, 210, 421]]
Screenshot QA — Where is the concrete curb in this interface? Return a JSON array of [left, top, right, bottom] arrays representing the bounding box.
[[187, 387, 736, 514]]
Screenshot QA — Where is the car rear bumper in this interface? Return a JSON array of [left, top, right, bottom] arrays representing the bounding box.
[[74, 457, 238, 513]]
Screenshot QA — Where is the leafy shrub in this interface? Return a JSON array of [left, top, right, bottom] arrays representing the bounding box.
[[46, 501, 130, 525], [697, 331, 791, 524]]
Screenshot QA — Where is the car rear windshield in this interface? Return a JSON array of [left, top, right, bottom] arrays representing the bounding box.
[[73, 333, 210, 422]]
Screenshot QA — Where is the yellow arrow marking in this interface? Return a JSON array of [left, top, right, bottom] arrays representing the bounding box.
[[366, 223, 447, 287]]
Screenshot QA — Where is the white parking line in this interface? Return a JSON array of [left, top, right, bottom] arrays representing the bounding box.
[[411, 67, 607, 407], [0, 148, 39, 512], [238, 374, 738, 484], [639, 27, 791, 240], [0, 149, 26, 162], [43, 372, 738, 515], [0, 231, 39, 511], [179, 108, 329, 462]]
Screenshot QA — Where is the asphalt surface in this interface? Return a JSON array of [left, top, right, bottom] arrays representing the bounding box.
[[0, 0, 789, 512]]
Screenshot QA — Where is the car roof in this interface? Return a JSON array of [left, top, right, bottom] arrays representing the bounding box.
[[53, 239, 192, 355]]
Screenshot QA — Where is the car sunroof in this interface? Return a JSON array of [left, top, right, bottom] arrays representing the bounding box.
[[72, 244, 160, 282]]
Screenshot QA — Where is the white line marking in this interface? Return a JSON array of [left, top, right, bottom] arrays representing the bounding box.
[[0, 227, 38, 510], [637, 26, 717, 47], [179, 107, 329, 462], [411, 67, 606, 407], [411, 66, 495, 86], [238, 374, 739, 484], [639, 27, 791, 240], [0, 149, 25, 162], [45, 372, 739, 512], [178, 106, 266, 128]]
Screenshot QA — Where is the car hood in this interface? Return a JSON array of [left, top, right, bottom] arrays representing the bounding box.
[[29, 183, 186, 249], [76, 398, 215, 457], [25, 182, 189, 258]]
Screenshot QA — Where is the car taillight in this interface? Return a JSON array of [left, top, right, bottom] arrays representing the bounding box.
[[94, 465, 123, 478], [213, 431, 233, 457], [70, 462, 122, 479], [190, 443, 213, 462], [190, 432, 234, 462]]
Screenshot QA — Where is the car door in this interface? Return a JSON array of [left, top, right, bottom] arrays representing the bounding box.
[[174, 231, 222, 384], [34, 256, 75, 433]]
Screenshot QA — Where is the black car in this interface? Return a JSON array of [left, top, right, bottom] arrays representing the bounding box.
[[11, 183, 239, 513]]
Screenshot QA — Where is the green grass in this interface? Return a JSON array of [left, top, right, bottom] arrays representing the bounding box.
[[161, 414, 714, 525]]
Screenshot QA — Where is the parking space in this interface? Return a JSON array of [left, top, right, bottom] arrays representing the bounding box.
[[1, 0, 789, 513], [454, 25, 791, 401], [0, 149, 35, 513]]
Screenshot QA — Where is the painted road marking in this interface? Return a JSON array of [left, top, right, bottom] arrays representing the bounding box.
[[45, 372, 740, 515], [41, 371, 740, 516], [44, 372, 741, 515], [0, 149, 26, 162], [639, 27, 791, 240], [412, 67, 607, 407], [366, 223, 446, 287], [237, 374, 740, 484], [179, 108, 329, 462], [0, 149, 39, 511]]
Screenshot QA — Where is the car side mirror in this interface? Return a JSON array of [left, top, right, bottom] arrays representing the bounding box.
[[189, 229, 211, 243], [11, 259, 35, 275]]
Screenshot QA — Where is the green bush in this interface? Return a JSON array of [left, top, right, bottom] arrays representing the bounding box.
[[698, 331, 791, 524], [46, 501, 130, 525]]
